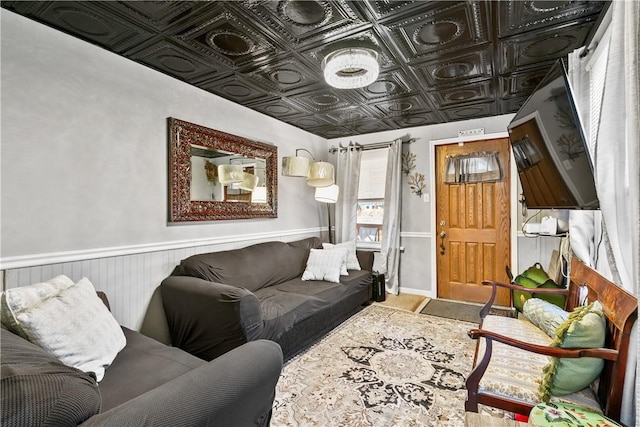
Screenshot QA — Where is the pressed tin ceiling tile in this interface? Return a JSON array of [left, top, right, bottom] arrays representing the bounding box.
[[1, 0, 609, 138]]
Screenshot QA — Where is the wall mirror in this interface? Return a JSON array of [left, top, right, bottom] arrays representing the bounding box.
[[168, 117, 277, 222]]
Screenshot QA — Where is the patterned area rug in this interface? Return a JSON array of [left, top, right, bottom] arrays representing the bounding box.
[[272, 304, 508, 426]]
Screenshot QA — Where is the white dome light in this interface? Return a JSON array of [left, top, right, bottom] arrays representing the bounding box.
[[322, 48, 379, 89]]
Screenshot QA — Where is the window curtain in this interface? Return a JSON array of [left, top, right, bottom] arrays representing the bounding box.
[[568, 2, 639, 424], [380, 139, 402, 295], [444, 151, 502, 183], [333, 143, 362, 243]]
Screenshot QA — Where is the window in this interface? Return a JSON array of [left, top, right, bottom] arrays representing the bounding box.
[[356, 148, 388, 247]]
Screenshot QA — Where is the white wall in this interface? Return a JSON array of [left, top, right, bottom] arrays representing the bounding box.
[[0, 9, 326, 263]]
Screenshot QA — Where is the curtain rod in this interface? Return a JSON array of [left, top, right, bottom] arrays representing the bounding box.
[[329, 137, 417, 153]]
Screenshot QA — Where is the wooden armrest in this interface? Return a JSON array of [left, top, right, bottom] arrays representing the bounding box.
[[468, 328, 619, 361], [481, 280, 570, 295], [478, 280, 570, 319]]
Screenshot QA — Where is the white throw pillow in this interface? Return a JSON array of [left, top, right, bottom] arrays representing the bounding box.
[[323, 240, 361, 271], [302, 248, 348, 283], [0, 274, 74, 337], [1, 276, 126, 382]]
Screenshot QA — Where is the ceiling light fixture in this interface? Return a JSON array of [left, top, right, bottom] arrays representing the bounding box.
[[322, 48, 379, 89]]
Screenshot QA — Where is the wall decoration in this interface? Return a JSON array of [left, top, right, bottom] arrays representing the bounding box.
[[402, 152, 416, 176], [408, 172, 426, 197], [168, 117, 277, 222], [554, 108, 584, 160], [204, 160, 218, 182]]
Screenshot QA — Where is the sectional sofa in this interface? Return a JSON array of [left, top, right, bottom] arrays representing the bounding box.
[[161, 236, 374, 361], [1, 286, 282, 427]]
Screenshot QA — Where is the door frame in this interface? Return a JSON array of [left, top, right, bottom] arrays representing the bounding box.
[[428, 132, 518, 299]]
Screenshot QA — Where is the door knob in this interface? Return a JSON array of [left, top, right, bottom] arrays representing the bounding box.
[[439, 231, 446, 238], [439, 230, 446, 254]]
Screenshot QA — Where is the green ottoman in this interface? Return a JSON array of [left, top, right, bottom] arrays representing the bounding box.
[[528, 402, 622, 426]]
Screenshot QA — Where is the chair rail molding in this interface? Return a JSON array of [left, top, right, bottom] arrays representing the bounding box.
[[0, 227, 322, 271]]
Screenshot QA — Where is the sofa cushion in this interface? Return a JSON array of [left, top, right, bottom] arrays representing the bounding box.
[[338, 269, 372, 288], [1, 276, 126, 382], [256, 274, 369, 342], [1, 328, 101, 427], [99, 327, 205, 412], [477, 315, 602, 414], [323, 240, 361, 271], [287, 236, 323, 251], [301, 248, 348, 283], [539, 301, 606, 399], [522, 298, 569, 338], [173, 239, 315, 292]]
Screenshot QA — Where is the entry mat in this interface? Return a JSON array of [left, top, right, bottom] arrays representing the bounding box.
[[420, 298, 516, 324]]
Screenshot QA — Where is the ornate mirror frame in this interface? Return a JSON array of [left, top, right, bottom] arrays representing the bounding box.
[[168, 117, 277, 222]]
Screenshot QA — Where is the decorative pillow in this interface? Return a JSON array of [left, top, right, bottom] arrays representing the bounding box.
[[301, 248, 348, 283], [323, 240, 361, 271], [1, 328, 101, 426], [528, 402, 622, 426], [0, 275, 74, 337], [1, 276, 126, 382], [539, 301, 606, 400], [523, 298, 569, 338]]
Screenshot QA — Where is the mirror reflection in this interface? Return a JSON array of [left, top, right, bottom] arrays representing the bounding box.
[[190, 145, 267, 203]]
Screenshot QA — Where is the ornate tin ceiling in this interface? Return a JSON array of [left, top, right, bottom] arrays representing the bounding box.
[[2, 1, 607, 138]]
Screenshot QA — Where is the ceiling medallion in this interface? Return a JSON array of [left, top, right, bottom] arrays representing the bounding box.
[[278, 0, 332, 28], [445, 89, 478, 102], [523, 35, 574, 58], [367, 80, 397, 95], [310, 93, 340, 106], [526, 1, 570, 14], [414, 19, 463, 46], [389, 102, 413, 112], [206, 29, 255, 56], [54, 7, 113, 36], [433, 62, 472, 80], [322, 48, 380, 89], [270, 68, 303, 85], [159, 55, 196, 74]]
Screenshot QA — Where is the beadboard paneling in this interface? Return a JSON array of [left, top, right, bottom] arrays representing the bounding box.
[[3, 231, 319, 331]]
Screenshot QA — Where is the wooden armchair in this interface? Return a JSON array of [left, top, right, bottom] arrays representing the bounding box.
[[465, 257, 637, 422]]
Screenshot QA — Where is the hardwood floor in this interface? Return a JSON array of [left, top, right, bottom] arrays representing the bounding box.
[[375, 293, 428, 313]]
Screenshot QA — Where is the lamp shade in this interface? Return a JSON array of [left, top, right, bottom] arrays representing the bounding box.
[[315, 184, 339, 203], [307, 161, 335, 187], [218, 164, 244, 185], [282, 156, 310, 177], [238, 172, 259, 191], [252, 186, 267, 203], [322, 48, 379, 89]]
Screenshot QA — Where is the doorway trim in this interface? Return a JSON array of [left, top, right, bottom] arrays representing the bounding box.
[[428, 132, 517, 299]]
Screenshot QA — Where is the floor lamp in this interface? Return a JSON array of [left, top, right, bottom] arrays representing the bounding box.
[[315, 184, 339, 244]]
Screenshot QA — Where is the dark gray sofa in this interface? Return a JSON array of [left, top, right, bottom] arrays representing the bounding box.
[[1, 297, 283, 427], [161, 237, 373, 361]]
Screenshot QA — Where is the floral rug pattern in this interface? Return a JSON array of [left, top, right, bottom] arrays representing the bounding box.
[[272, 304, 507, 426]]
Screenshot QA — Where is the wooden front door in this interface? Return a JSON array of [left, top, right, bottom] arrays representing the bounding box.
[[435, 138, 511, 307]]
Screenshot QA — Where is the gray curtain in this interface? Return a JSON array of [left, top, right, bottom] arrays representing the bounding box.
[[333, 143, 362, 243], [380, 140, 402, 295]]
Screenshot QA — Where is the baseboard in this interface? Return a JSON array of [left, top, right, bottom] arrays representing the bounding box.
[[398, 286, 434, 298]]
